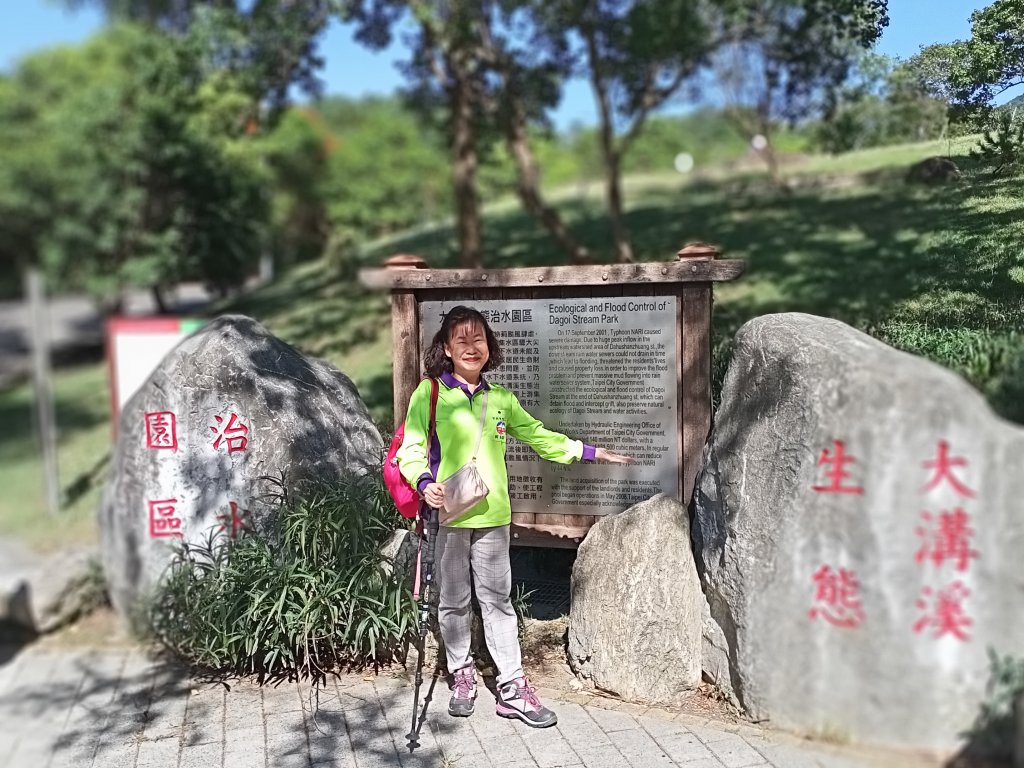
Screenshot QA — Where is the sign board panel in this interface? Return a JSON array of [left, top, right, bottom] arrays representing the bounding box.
[[420, 297, 680, 516], [106, 317, 204, 426]]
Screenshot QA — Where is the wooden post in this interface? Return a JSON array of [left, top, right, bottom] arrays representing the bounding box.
[[25, 266, 60, 516], [385, 254, 428, 424], [677, 242, 718, 508]]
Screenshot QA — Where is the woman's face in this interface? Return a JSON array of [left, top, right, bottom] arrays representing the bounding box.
[[444, 320, 490, 379]]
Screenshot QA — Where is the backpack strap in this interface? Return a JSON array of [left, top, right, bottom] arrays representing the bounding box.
[[428, 377, 439, 446], [416, 378, 441, 539]]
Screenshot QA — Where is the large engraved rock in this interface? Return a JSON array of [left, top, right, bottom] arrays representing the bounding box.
[[568, 494, 702, 704], [99, 315, 382, 620], [693, 313, 1024, 750]]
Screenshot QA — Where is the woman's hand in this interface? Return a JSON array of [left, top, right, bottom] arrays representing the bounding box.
[[595, 447, 635, 464], [422, 482, 446, 509]]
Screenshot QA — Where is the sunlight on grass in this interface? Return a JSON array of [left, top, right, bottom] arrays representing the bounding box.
[[0, 364, 110, 552]]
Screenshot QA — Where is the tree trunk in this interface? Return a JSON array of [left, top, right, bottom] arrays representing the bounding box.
[[504, 93, 590, 264], [584, 25, 634, 263], [151, 285, 169, 314], [604, 150, 634, 263], [451, 62, 482, 269]]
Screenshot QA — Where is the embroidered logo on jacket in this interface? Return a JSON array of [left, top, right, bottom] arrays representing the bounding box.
[[495, 420, 507, 438]]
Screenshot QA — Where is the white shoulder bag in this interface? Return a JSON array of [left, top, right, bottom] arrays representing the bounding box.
[[438, 390, 491, 525]]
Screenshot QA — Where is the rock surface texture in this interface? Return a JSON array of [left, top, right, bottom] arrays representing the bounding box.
[[568, 494, 702, 705], [0, 541, 98, 634], [693, 312, 1024, 750], [99, 315, 382, 618]]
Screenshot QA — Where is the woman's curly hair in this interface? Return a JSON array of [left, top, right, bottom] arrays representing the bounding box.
[[423, 305, 504, 378]]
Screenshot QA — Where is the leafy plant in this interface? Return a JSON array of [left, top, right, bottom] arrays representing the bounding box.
[[960, 649, 1024, 759], [972, 110, 1024, 176], [146, 475, 416, 681]]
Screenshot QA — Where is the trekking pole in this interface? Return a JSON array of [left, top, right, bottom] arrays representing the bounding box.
[[407, 505, 439, 750]]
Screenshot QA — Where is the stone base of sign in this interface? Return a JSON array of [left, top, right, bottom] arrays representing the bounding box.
[[693, 312, 1024, 751], [568, 494, 702, 705]]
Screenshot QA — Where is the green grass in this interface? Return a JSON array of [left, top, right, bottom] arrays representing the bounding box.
[[3, 134, 1022, 549], [0, 364, 111, 551]]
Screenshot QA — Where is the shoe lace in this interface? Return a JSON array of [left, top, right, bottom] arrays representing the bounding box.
[[515, 677, 542, 709], [453, 671, 474, 699]]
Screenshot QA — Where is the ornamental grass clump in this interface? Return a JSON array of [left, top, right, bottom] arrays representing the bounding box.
[[146, 475, 416, 681]]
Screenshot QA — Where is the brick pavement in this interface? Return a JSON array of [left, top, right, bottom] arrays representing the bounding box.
[[0, 647, 941, 768]]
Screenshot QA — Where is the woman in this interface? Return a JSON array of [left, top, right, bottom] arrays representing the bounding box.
[[396, 305, 633, 728]]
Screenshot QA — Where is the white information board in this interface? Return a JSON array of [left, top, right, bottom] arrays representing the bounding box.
[[419, 298, 679, 516]]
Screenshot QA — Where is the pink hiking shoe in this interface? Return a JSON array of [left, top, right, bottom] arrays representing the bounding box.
[[448, 667, 476, 717], [496, 676, 557, 728]]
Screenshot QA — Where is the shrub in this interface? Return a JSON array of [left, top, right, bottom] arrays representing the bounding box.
[[960, 649, 1024, 759], [146, 475, 416, 681], [972, 111, 1024, 176]]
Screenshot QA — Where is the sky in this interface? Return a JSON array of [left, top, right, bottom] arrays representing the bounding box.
[[1, 0, 995, 131]]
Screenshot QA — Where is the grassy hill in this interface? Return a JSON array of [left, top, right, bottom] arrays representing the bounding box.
[[2, 134, 1022, 549]]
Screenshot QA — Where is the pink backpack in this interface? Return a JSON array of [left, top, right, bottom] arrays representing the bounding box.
[[384, 378, 439, 518]]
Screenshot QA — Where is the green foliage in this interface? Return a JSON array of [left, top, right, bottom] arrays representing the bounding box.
[[0, 24, 268, 301], [259, 108, 333, 266], [961, 649, 1024, 758], [816, 53, 951, 153], [717, 0, 889, 132], [950, 0, 1024, 111], [318, 97, 453, 237], [972, 110, 1024, 175], [146, 476, 416, 679], [63, 1, 332, 114]]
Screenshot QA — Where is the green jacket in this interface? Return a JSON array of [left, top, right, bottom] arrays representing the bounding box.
[[396, 372, 588, 527]]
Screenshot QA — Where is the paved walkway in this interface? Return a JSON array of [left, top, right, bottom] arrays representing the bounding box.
[[0, 646, 937, 768]]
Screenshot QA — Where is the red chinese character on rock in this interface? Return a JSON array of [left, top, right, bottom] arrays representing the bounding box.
[[210, 413, 249, 453], [915, 509, 979, 572], [144, 411, 178, 450], [808, 565, 865, 628], [920, 440, 976, 498], [148, 499, 182, 538], [216, 501, 247, 540], [913, 582, 973, 641], [811, 440, 864, 495]]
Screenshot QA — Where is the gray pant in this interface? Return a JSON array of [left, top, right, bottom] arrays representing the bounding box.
[[436, 524, 524, 685]]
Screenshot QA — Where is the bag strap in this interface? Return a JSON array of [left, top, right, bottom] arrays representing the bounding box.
[[471, 389, 489, 461], [428, 377, 439, 445], [416, 378, 441, 536]]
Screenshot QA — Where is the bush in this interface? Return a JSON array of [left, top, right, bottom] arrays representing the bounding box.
[[961, 649, 1024, 759], [972, 111, 1024, 176], [146, 475, 416, 681]]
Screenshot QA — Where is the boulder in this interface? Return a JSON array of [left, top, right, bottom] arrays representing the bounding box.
[[906, 156, 961, 184], [693, 313, 1024, 750], [380, 528, 420, 587], [0, 541, 100, 634], [99, 315, 382, 620], [568, 494, 702, 705]]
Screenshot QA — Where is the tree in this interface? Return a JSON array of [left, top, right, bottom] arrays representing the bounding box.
[[477, 2, 592, 263], [344, 0, 491, 267], [317, 96, 451, 237], [538, 0, 718, 262], [260, 108, 334, 266], [950, 0, 1024, 111], [62, 0, 332, 117], [815, 52, 950, 153], [0, 26, 268, 307], [713, 0, 889, 183]]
